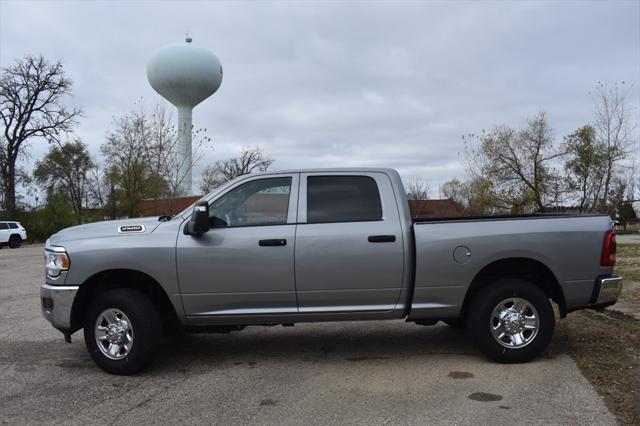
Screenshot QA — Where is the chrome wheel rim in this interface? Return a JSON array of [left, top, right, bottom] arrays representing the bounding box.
[[94, 308, 134, 360], [490, 297, 539, 349]]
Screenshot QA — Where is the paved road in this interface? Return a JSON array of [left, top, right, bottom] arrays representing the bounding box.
[[0, 245, 616, 425]]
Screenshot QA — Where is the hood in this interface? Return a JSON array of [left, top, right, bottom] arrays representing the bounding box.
[[48, 217, 163, 246]]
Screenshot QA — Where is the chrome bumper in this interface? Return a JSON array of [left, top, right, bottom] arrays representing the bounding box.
[[593, 275, 622, 307], [40, 284, 78, 330]]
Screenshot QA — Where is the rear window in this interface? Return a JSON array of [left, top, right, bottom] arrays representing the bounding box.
[[9, 223, 18, 229], [307, 176, 383, 223], [0, 223, 8, 230]]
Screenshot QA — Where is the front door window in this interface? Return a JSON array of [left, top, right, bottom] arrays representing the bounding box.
[[209, 177, 292, 227]]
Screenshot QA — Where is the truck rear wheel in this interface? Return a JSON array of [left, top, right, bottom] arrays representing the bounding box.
[[466, 278, 554, 363], [84, 289, 161, 375]]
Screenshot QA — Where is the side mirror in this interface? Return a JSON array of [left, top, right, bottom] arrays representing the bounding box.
[[184, 201, 209, 236]]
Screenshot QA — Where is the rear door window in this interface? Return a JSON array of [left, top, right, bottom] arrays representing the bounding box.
[[0, 223, 8, 230], [307, 176, 383, 223]]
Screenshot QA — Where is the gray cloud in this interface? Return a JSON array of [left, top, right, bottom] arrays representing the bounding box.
[[1, 0, 638, 197]]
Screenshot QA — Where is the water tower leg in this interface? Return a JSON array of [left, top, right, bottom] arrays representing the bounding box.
[[177, 106, 193, 196]]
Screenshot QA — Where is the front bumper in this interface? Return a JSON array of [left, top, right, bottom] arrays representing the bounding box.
[[40, 284, 78, 330], [590, 275, 622, 310]]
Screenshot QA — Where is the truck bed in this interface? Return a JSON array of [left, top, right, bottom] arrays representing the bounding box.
[[408, 213, 613, 320]]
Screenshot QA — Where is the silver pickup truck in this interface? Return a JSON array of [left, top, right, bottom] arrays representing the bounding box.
[[41, 168, 622, 375]]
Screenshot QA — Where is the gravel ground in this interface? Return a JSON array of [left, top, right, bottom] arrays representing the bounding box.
[[615, 234, 640, 245], [0, 245, 618, 425]]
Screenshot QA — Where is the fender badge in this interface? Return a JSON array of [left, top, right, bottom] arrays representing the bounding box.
[[118, 225, 146, 234]]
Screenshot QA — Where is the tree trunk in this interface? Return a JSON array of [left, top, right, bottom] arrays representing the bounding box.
[[601, 157, 614, 212], [5, 163, 16, 216], [109, 183, 117, 220]]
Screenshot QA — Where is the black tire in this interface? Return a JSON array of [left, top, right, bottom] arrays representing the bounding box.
[[466, 278, 555, 363], [84, 289, 161, 375], [8, 235, 21, 248]]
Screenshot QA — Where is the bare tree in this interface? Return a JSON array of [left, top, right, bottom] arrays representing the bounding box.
[[86, 164, 120, 219], [100, 104, 212, 217], [406, 176, 431, 200], [87, 165, 108, 208], [591, 82, 636, 211], [465, 112, 564, 213], [147, 105, 211, 198], [146, 105, 174, 201], [101, 109, 153, 217], [0, 55, 81, 214], [201, 146, 273, 193], [625, 161, 637, 203]]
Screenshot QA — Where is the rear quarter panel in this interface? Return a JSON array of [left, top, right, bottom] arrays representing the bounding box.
[[409, 215, 613, 319]]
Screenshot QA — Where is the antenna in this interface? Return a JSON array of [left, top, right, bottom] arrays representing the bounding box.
[[185, 30, 192, 43]]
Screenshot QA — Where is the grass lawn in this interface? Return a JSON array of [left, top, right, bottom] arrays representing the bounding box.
[[554, 243, 640, 425]]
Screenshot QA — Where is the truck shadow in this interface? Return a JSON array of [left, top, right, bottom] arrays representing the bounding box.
[[3, 322, 565, 376], [154, 322, 481, 371], [153, 321, 566, 373]]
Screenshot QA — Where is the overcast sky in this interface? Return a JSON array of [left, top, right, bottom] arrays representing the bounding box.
[[1, 0, 639, 197]]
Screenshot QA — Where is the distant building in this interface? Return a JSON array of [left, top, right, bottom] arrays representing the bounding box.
[[408, 199, 464, 220], [140, 196, 466, 220], [140, 196, 201, 217]]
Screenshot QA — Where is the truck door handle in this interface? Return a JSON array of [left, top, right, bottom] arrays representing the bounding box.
[[368, 235, 396, 243], [259, 239, 287, 247]]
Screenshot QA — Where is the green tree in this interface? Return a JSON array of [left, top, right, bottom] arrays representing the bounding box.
[[441, 176, 497, 215], [38, 189, 76, 239], [563, 125, 607, 213], [619, 201, 636, 226], [34, 139, 94, 222]]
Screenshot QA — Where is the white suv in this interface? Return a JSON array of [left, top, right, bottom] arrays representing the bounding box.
[[0, 221, 27, 248]]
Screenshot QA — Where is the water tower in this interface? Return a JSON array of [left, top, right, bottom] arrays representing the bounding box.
[[146, 36, 223, 196]]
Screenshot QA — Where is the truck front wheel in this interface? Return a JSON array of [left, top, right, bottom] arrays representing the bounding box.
[[84, 289, 161, 375], [466, 278, 555, 363]]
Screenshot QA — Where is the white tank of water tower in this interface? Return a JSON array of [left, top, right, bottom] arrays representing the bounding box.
[[146, 36, 223, 196]]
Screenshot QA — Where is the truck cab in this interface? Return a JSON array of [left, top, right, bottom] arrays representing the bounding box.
[[178, 170, 411, 323]]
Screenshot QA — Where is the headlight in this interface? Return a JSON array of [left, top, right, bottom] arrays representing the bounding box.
[[45, 248, 70, 279]]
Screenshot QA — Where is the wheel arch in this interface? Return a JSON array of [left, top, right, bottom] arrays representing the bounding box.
[[460, 257, 566, 320], [71, 269, 181, 332]]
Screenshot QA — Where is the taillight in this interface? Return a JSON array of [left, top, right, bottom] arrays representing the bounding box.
[[601, 230, 616, 266]]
